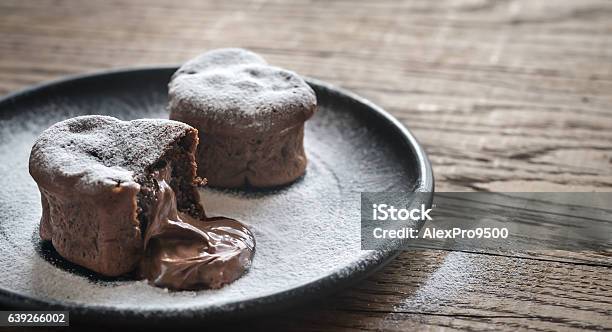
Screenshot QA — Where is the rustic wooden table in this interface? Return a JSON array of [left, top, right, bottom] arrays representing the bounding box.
[[1, 0, 611, 330]]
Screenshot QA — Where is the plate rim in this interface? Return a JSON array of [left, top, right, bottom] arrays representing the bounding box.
[[0, 66, 434, 324]]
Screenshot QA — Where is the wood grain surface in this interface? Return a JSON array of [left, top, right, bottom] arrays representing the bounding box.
[[1, 0, 611, 330]]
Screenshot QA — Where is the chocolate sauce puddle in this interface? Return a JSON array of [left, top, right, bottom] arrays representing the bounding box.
[[139, 166, 255, 290]]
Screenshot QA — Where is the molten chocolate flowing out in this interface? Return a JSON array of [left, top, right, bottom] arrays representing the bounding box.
[[139, 166, 255, 290]]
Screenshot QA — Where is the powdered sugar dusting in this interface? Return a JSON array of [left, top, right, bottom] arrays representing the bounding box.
[[169, 48, 317, 133], [29, 115, 195, 193], [0, 75, 420, 316]]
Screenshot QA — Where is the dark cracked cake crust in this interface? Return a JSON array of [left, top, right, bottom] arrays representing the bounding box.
[[29, 115, 255, 289], [169, 48, 318, 188]]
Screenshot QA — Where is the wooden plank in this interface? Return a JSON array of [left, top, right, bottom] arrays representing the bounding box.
[[255, 250, 612, 331]]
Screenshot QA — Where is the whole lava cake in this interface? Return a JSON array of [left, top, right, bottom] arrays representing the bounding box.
[[168, 48, 318, 188]]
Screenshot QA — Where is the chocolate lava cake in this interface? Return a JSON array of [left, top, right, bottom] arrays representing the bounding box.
[[168, 48, 318, 188], [29, 115, 254, 289]]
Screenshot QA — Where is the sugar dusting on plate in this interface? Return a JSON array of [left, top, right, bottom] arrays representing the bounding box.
[[0, 85, 416, 315]]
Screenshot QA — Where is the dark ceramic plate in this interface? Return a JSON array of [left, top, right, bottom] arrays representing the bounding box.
[[0, 67, 433, 326]]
